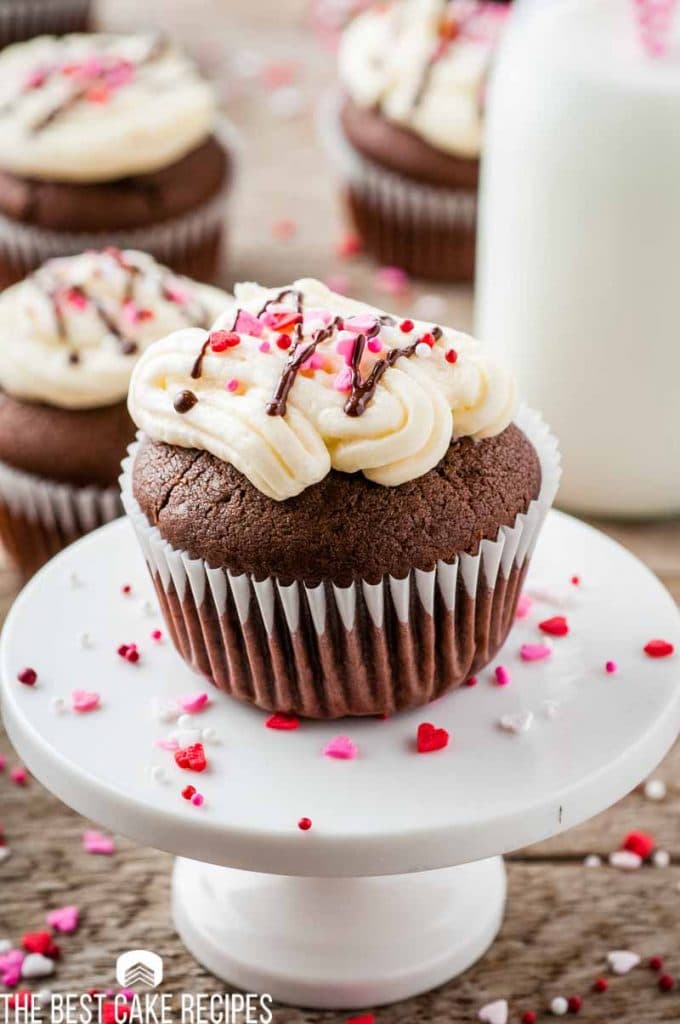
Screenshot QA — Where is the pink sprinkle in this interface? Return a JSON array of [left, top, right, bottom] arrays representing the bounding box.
[[191, 793, 204, 807], [64, 287, 87, 311], [495, 665, 511, 686], [46, 905, 80, 934], [333, 366, 353, 392], [261, 61, 297, 90], [83, 830, 115, 855], [336, 332, 357, 365], [25, 65, 49, 90], [301, 352, 324, 371], [10, 767, 27, 785], [305, 307, 332, 327], [156, 738, 179, 751], [323, 735, 358, 760], [375, 265, 409, 296], [235, 309, 264, 337], [520, 643, 552, 662], [367, 338, 383, 353], [515, 593, 532, 619], [344, 314, 377, 334], [259, 340, 271, 353], [606, 660, 618, 674], [72, 689, 101, 712], [226, 378, 240, 393], [164, 283, 189, 305], [272, 218, 297, 240], [178, 693, 209, 714], [151, 629, 162, 641]]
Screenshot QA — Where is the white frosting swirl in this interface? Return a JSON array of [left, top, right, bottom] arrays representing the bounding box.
[[128, 278, 516, 501], [0, 34, 216, 182], [0, 249, 231, 409], [339, 0, 510, 158]]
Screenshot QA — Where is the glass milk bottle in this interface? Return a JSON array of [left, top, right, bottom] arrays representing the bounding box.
[[476, 0, 680, 517]]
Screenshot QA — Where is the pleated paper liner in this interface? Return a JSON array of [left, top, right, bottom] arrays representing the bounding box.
[[0, 457, 121, 578], [121, 407, 560, 719], [0, 0, 91, 49], [319, 91, 478, 283]]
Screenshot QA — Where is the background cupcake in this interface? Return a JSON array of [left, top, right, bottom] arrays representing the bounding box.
[[0, 32, 233, 287], [324, 0, 512, 282], [0, 247, 230, 577], [0, 0, 91, 50], [123, 278, 559, 719]]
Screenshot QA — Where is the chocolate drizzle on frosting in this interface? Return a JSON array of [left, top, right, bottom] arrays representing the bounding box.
[[344, 335, 419, 417], [266, 317, 343, 417]]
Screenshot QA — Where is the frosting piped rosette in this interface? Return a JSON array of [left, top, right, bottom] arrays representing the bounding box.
[[127, 278, 516, 501], [0, 248, 231, 409], [0, 33, 215, 182], [339, 0, 510, 158]]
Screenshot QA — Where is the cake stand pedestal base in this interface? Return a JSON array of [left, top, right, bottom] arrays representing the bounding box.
[[172, 855, 506, 1009]]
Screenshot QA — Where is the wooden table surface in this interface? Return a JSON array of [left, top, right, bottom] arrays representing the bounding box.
[[2, 1, 680, 1021]]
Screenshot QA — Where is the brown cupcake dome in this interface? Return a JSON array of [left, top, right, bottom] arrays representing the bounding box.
[[0, 0, 92, 50]]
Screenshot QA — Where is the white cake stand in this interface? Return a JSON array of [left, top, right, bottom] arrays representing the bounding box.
[[1, 512, 679, 1009]]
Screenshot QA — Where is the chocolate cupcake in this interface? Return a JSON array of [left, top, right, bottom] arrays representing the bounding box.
[[0, 247, 230, 577], [122, 278, 560, 719], [0, 33, 233, 287], [323, 0, 511, 281], [0, 1, 91, 50]]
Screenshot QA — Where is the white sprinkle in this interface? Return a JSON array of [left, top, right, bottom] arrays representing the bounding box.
[[542, 699, 561, 720], [644, 778, 667, 801], [143, 600, 157, 617], [477, 999, 508, 1024], [68, 572, 82, 589], [152, 698, 179, 724], [415, 342, 432, 359], [499, 711, 533, 734], [21, 954, 55, 980], [0, 939, 12, 953], [653, 849, 671, 868], [149, 766, 165, 784], [550, 997, 568, 1016], [79, 632, 93, 650], [0, 847, 12, 864], [177, 714, 194, 730], [584, 854, 602, 868], [609, 850, 642, 871], [201, 727, 218, 743], [607, 950, 640, 975], [50, 697, 66, 714]]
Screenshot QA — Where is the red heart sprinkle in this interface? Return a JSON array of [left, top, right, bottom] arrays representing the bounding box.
[[181, 785, 196, 801], [265, 713, 299, 731], [416, 722, 450, 754], [175, 743, 207, 773], [644, 639, 674, 658], [622, 830, 655, 859], [539, 615, 569, 637], [17, 667, 37, 686], [21, 932, 59, 958]]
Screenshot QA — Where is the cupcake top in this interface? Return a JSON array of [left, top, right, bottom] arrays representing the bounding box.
[[0, 248, 230, 410], [128, 277, 516, 501], [338, 0, 511, 158], [0, 33, 216, 182]]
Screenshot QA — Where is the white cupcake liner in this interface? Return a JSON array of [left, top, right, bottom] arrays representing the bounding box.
[[319, 90, 478, 229], [0, 0, 91, 47], [0, 456, 121, 575], [120, 407, 560, 718]]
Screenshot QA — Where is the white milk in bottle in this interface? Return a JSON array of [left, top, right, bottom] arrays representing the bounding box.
[[476, 0, 680, 517]]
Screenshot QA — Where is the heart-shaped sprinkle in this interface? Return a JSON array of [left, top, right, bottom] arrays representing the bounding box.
[[46, 906, 79, 935], [177, 693, 209, 714], [21, 933, 59, 958], [0, 950, 23, 974], [2, 968, 21, 988], [478, 999, 508, 1024], [644, 639, 674, 658], [265, 713, 299, 731], [72, 690, 100, 713], [539, 615, 569, 637], [82, 831, 116, 855], [622, 830, 655, 859], [607, 950, 640, 975], [174, 743, 207, 773], [323, 736, 358, 760], [520, 643, 552, 662], [21, 954, 55, 980], [417, 722, 450, 753], [499, 711, 534, 734]]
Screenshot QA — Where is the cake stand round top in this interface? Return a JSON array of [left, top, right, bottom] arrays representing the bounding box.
[[1, 511, 679, 878]]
